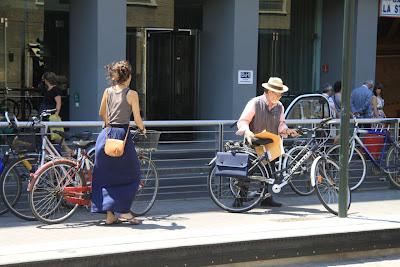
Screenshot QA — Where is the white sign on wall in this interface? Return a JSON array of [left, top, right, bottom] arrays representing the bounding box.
[[238, 70, 253, 85], [380, 0, 400, 17]]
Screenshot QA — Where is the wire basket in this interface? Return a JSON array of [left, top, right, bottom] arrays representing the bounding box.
[[133, 130, 161, 150]]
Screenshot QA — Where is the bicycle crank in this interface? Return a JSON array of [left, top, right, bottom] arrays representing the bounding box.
[[272, 184, 281, 193]]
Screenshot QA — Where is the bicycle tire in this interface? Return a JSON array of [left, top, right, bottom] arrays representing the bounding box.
[[208, 152, 266, 213], [386, 145, 400, 189], [312, 156, 351, 216], [283, 145, 315, 196], [5, 99, 20, 118], [326, 145, 366, 191], [0, 158, 11, 215], [87, 146, 96, 163], [20, 101, 33, 120], [130, 155, 159, 216], [29, 158, 84, 224], [0, 155, 39, 221]]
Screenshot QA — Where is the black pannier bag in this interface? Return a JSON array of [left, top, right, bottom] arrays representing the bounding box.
[[215, 152, 249, 178]]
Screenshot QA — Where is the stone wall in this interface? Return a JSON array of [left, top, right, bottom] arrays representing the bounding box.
[[127, 0, 174, 29], [0, 0, 44, 88]]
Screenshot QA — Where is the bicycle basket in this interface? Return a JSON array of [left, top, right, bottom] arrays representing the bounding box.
[[10, 130, 37, 153], [133, 130, 161, 150]]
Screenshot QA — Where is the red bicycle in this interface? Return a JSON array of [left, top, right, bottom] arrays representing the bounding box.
[[28, 130, 160, 224]]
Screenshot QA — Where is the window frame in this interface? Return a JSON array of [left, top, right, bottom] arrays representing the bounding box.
[[259, 0, 288, 15]]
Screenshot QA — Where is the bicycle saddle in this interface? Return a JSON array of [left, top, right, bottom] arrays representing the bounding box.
[[251, 138, 273, 146], [72, 140, 96, 149]]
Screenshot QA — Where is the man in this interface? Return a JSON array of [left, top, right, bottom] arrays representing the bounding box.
[[350, 80, 374, 118], [236, 77, 298, 207], [321, 83, 336, 118]]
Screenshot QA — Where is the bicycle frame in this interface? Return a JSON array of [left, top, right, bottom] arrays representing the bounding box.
[[39, 124, 62, 165], [62, 151, 92, 206], [350, 122, 396, 171]]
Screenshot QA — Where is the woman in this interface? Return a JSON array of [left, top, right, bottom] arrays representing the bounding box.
[[40, 72, 74, 155], [91, 60, 146, 225], [372, 82, 386, 118], [40, 72, 62, 116]]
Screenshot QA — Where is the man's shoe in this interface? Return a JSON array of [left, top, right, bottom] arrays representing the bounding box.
[[260, 197, 282, 207]]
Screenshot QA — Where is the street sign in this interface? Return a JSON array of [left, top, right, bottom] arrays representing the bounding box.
[[238, 70, 253, 85], [380, 0, 400, 17]]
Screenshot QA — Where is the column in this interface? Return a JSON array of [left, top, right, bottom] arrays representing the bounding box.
[[69, 0, 126, 121], [200, 0, 259, 120]]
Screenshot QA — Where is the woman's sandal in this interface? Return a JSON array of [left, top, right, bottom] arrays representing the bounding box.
[[100, 218, 122, 226], [119, 214, 142, 225]]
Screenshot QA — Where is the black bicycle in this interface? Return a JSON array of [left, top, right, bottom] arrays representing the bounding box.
[[207, 118, 351, 216]]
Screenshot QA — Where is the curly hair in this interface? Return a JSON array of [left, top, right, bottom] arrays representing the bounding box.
[[42, 72, 58, 86], [105, 60, 132, 85]]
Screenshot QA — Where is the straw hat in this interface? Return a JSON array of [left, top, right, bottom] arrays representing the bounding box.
[[262, 77, 288, 94]]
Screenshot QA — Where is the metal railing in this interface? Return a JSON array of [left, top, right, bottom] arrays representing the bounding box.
[[0, 118, 399, 200]]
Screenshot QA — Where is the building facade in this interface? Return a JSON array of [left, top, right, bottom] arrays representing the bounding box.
[[0, 0, 399, 121]]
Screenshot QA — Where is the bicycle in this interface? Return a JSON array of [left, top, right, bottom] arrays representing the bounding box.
[[28, 129, 160, 224], [326, 117, 400, 190], [0, 110, 91, 221], [208, 118, 351, 216], [0, 87, 19, 117]]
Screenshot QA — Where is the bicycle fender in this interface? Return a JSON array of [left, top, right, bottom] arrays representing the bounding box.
[[28, 158, 78, 191], [310, 156, 322, 187], [208, 156, 217, 166]]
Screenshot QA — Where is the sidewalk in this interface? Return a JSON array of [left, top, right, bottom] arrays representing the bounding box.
[[0, 189, 399, 266]]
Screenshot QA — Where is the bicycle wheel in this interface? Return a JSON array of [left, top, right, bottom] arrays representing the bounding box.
[[130, 155, 159, 216], [326, 145, 366, 191], [312, 156, 351, 216], [0, 158, 11, 215], [284, 146, 315, 196], [20, 101, 33, 120], [386, 145, 400, 189], [29, 159, 84, 224], [208, 153, 266, 213], [0, 155, 39, 221], [5, 99, 19, 118]]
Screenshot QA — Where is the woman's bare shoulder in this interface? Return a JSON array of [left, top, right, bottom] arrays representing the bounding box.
[[127, 89, 138, 98]]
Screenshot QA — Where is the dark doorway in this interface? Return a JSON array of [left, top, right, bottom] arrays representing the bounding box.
[[376, 17, 400, 117], [146, 30, 197, 120], [257, 0, 316, 108]]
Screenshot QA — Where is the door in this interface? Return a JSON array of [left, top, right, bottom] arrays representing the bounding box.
[[257, 0, 317, 107], [146, 30, 197, 120]]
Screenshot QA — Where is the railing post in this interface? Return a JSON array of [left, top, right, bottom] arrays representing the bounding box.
[[394, 119, 399, 142], [218, 123, 224, 152], [339, 0, 356, 218]]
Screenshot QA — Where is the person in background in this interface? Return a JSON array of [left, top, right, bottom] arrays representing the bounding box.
[[321, 83, 336, 118], [350, 80, 374, 118], [332, 81, 342, 118], [371, 82, 386, 118], [237, 77, 299, 207], [40, 72, 74, 156], [40, 72, 62, 116]]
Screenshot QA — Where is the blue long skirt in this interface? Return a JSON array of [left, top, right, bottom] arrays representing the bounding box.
[[91, 127, 141, 214]]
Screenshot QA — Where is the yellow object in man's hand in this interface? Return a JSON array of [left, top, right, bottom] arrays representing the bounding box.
[[254, 130, 283, 161]]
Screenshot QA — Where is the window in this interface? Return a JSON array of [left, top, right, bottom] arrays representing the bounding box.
[[259, 0, 287, 14], [35, 0, 44, 5], [127, 0, 157, 7]]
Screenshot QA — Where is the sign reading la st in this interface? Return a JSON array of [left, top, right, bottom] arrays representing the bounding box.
[[380, 0, 400, 17]]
